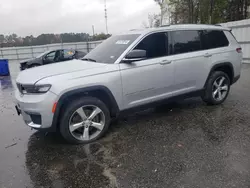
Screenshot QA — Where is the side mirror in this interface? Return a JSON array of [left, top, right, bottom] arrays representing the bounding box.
[[122, 49, 147, 63]]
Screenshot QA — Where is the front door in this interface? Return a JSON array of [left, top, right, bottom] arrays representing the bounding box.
[[43, 51, 56, 64], [119, 32, 174, 109]]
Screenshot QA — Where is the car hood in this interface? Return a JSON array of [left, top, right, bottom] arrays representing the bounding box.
[[20, 58, 36, 64], [16, 59, 111, 84]]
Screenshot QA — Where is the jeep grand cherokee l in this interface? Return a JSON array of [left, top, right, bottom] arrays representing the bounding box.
[[15, 24, 242, 144]]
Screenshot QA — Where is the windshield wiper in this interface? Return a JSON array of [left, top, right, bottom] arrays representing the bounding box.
[[81, 58, 96, 62]]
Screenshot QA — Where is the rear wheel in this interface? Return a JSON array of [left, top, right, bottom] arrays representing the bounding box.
[[59, 97, 111, 144], [29, 64, 41, 68], [202, 71, 230, 105]]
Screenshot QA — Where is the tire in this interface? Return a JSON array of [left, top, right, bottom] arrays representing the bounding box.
[[59, 97, 111, 144], [29, 64, 41, 68], [202, 71, 230, 105]]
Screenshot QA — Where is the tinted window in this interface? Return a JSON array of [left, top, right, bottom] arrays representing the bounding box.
[[135, 32, 168, 59], [36, 50, 51, 58], [201, 30, 229, 49], [84, 34, 140, 64], [46, 51, 56, 61], [172, 31, 201, 55]]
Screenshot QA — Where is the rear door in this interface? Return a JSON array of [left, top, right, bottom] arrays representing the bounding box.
[[200, 30, 242, 80], [61, 49, 75, 61], [167, 30, 210, 95]]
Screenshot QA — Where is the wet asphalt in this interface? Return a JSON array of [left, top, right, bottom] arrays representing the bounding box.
[[1, 63, 250, 188]]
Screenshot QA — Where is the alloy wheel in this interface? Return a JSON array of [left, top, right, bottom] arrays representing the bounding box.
[[212, 76, 229, 101], [69, 105, 105, 141]]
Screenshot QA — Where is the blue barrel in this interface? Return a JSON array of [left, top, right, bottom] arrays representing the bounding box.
[[0, 59, 10, 76]]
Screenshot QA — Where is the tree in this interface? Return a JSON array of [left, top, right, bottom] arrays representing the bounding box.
[[92, 33, 111, 41], [154, 0, 250, 24], [142, 14, 161, 28], [0, 35, 5, 43], [154, 0, 169, 25], [0, 32, 110, 48]]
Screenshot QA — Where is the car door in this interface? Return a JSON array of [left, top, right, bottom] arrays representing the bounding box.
[[43, 51, 56, 64], [61, 49, 75, 61], [167, 30, 210, 96], [119, 32, 174, 109]]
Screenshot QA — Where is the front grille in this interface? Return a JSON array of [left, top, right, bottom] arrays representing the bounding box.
[[16, 83, 23, 94]]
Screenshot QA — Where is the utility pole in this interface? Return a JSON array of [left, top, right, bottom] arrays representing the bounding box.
[[92, 25, 95, 36], [104, 0, 109, 34], [209, 0, 214, 24]]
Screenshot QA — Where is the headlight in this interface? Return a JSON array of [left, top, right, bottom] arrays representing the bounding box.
[[21, 84, 51, 94]]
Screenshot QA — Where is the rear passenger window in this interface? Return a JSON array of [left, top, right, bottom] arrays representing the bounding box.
[[171, 31, 201, 55], [201, 30, 229, 49]]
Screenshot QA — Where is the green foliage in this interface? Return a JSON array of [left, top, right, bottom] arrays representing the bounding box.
[[143, 14, 161, 28], [92, 33, 111, 41], [155, 0, 250, 24], [0, 33, 111, 48]]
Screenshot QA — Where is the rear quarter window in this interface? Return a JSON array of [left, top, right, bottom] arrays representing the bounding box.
[[224, 31, 239, 46], [201, 30, 229, 50]]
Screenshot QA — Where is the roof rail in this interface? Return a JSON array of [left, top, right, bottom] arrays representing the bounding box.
[[214, 24, 222, 26]]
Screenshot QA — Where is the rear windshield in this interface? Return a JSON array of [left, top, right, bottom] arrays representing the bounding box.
[[84, 34, 140, 64]]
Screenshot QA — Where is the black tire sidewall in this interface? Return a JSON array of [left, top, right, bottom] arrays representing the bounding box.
[[30, 64, 40, 68], [59, 97, 110, 144], [203, 71, 230, 105]]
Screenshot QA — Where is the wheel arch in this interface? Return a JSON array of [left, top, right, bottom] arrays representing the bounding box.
[[51, 86, 120, 130], [205, 62, 234, 87]]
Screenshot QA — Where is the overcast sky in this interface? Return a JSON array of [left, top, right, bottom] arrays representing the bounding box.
[[0, 0, 159, 37]]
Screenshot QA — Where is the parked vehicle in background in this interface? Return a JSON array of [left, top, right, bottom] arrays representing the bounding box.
[[15, 24, 242, 144], [20, 49, 86, 70]]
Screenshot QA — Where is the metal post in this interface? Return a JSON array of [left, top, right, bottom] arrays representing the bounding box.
[[0, 49, 3, 58], [104, 0, 108, 34], [16, 48, 19, 61], [86, 41, 90, 53], [31, 46, 34, 58]]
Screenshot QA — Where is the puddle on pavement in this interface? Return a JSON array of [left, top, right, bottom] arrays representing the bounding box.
[[24, 132, 120, 188], [1, 63, 250, 188], [0, 76, 13, 91]]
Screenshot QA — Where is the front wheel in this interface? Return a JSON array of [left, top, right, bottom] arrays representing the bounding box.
[[59, 97, 111, 144], [202, 71, 230, 105]]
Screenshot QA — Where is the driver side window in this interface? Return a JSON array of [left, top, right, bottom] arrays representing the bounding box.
[[134, 32, 168, 59], [45, 51, 56, 61]]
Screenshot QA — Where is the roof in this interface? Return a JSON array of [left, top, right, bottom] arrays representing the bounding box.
[[121, 24, 230, 35]]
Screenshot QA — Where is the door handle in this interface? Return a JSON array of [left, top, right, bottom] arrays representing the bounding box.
[[160, 60, 172, 65], [204, 53, 212, 58]]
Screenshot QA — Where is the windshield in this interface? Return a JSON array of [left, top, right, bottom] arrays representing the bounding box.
[[83, 34, 140, 64], [36, 50, 51, 58]]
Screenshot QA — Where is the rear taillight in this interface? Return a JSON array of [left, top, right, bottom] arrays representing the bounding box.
[[236, 48, 242, 53]]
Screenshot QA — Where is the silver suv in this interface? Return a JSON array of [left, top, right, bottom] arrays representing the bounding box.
[[15, 24, 242, 144]]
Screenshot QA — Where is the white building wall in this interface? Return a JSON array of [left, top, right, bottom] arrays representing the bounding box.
[[221, 19, 250, 63]]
